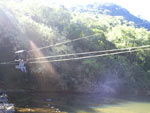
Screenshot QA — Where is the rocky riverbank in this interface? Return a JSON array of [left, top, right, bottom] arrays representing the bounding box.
[[0, 92, 14, 113]]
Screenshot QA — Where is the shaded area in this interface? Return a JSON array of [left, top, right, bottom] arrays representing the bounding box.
[[6, 92, 150, 113]]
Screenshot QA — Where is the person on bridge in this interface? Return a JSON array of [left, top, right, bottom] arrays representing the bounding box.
[[16, 59, 27, 73]]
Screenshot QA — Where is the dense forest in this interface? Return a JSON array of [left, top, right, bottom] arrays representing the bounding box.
[[0, 0, 150, 96]]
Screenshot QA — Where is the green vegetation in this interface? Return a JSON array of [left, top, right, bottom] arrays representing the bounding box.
[[0, 0, 150, 95], [72, 3, 150, 30]]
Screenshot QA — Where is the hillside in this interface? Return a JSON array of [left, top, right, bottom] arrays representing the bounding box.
[[0, 1, 150, 95], [71, 3, 150, 30]]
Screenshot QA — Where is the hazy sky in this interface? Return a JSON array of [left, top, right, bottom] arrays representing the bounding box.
[[52, 0, 150, 21]]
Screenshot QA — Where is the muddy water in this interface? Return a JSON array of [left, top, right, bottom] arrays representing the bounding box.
[[7, 92, 150, 113]]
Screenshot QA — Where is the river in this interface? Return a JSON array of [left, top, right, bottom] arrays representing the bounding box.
[[7, 92, 150, 113]]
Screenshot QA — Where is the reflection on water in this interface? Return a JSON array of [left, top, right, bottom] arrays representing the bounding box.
[[92, 102, 150, 113], [7, 92, 150, 113]]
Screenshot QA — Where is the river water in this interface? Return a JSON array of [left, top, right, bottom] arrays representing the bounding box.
[[7, 92, 150, 113]]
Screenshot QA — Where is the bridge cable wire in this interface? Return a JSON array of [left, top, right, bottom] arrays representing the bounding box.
[[28, 47, 150, 64], [0, 45, 150, 64], [0, 33, 100, 64], [27, 21, 150, 53], [26, 45, 150, 61], [27, 33, 100, 52]]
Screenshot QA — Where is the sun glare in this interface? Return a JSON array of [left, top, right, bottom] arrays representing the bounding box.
[[29, 40, 56, 76]]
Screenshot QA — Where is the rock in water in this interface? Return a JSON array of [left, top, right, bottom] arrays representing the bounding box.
[[0, 93, 15, 113]]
